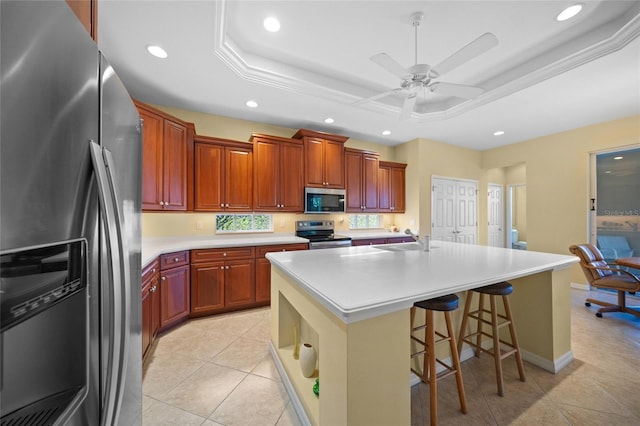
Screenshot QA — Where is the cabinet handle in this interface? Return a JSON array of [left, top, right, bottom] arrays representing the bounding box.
[[282, 249, 286, 252], [161, 276, 166, 281], [226, 203, 230, 207], [220, 203, 224, 207], [223, 252, 227, 257], [159, 201, 164, 206], [174, 257, 179, 262], [151, 268, 156, 273]]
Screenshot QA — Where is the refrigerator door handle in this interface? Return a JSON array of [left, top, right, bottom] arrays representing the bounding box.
[[89, 140, 131, 426]]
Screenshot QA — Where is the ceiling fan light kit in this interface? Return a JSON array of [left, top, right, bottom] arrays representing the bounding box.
[[364, 11, 498, 120]]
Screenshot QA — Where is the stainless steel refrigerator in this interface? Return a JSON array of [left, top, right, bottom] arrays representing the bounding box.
[[1, 1, 142, 424]]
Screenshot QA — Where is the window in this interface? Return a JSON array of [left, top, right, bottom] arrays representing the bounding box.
[[348, 214, 382, 229], [215, 214, 273, 233]]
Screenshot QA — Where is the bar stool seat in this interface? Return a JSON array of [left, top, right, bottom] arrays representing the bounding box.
[[411, 294, 467, 425], [457, 282, 526, 397]]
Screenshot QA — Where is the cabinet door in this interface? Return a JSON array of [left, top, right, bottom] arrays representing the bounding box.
[[279, 142, 304, 212], [162, 120, 188, 210], [150, 274, 160, 339], [305, 138, 325, 187], [345, 151, 363, 212], [390, 166, 406, 213], [255, 258, 271, 303], [141, 281, 152, 358], [190, 261, 225, 314], [324, 140, 345, 188], [159, 265, 190, 329], [363, 154, 379, 210], [225, 147, 253, 211], [195, 143, 224, 211], [377, 165, 391, 212], [225, 259, 255, 307], [253, 139, 279, 211], [140, 110, 164, 210]]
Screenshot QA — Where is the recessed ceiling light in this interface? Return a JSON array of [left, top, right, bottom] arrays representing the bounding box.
[[245, 100, 258, 108], [613, 156, 623, 160], [493, 130, 505, 136], [382, 130, 391, 136], [263, 17, 281, 32], [324, 117, 334, 124], [146, 45, 168, 59], [556, 4, 583, 22]]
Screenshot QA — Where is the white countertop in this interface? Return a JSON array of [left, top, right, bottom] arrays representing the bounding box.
[[141, 230, 410, 266], [266, 241, 579, 323], [142, 234, 308, 266]]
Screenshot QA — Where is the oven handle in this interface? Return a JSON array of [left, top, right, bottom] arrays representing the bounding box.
[[309, 240, 353, 249]]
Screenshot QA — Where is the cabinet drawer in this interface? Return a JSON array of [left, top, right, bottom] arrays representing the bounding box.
[[352, 238, 388, 246], [255, 243, 308, 258], [387, 236, 415, 243], [160, 251, 190, 270], [191, 247, 255, 263], [142, 259, 160, 283]]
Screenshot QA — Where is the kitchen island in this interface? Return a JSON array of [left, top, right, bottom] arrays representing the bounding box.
[[266, 241, 578, 426]]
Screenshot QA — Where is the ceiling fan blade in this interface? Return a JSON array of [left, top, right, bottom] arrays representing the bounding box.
[[430, 82, 484, 99], [399, 91, 417, 120], [353, 88, 403, 105], [370, 53, 412, 80], [431, 33, 498, 77]]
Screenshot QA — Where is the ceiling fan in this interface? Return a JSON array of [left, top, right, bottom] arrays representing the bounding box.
[[362, 12, 498, 120]]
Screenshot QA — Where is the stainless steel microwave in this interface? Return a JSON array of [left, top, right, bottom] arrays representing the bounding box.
[[304, 187, 346, 214]]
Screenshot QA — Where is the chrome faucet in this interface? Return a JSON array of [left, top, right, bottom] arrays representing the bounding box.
[[405, 229, 430, 251], [404, 228, 420, 241]]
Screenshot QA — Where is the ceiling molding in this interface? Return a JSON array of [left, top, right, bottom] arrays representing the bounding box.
[[213, 0, 640, 123]]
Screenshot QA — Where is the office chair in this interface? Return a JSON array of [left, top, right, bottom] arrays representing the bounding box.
[[569, 243, 640, 318]]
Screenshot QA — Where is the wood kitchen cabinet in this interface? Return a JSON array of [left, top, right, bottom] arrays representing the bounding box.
[[251, 133, 304, 212], [378, 161, 407, 213], [345, 148, 379, 212], [158, 251, 190, 331], [141, 259, 160, 360], [190, 247, 256, 316], [255, 243, 308, 303], [66, 0, 97, 41], [293, 129, 348, 189], [194, 136, 253, 212], [136, 101, 194, 211]]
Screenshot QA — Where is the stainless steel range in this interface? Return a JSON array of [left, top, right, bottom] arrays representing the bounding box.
[[296, 220, 352, 249]]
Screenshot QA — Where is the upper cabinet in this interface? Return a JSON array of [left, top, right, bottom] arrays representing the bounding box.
[[378, 161, 407, 213], [66, 0, 97, 41], [136, 101, 194, 211], [293, 129, 348, 189], [251, 133, 304, 212], [194, 136, 253, 212], [345, 148, 379, 212]]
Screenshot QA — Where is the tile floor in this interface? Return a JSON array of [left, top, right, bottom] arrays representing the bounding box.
[[142, 288, 640, 425]]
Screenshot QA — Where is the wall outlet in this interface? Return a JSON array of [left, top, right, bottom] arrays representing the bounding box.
[[196, 220, 203, 231], [279, 220, 285, 228], [409, 219, 415, 226]]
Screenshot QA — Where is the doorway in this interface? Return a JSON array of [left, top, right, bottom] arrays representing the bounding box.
[[507, 184, 527, 250], [589, 147, 640, 273]]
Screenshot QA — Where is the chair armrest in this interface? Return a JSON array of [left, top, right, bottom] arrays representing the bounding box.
[[584, 263, 640, 282]]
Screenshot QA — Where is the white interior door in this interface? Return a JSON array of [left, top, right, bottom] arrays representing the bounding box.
[[488, 184, 504, 247], [432, 177, 477, 244]]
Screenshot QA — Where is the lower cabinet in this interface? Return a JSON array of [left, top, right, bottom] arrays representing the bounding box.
[[141, 259, 160, 360], [255, 243, 309, 303], [190, 247, 256, 316], [159, 251, 190, 331]]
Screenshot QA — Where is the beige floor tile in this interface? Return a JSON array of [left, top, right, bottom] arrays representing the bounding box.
[[153, 327, 239, 361], [158, 362, 248, 418], [242, 316, 272, 342], [142, 399, 207, 426], [211, 336, 270, 372], [251, 354, 282, 381], [209, 374, 289, 426], [557, 402, 640, 426], [275, 401, 303, 426], [143, 352, 205, 399]]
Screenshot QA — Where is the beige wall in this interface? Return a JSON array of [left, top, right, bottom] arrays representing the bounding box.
[[142, 103, 640, 282], [482, 115, 640, 283]]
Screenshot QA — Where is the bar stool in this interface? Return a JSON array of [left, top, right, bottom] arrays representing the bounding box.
[[411, 294, 467, 425], [457, 282, 526, 396]]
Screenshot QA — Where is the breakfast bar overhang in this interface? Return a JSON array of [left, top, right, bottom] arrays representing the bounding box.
[[267, 241, 578, 426]]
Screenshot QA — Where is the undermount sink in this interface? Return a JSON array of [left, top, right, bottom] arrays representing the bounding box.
[[374, 243, 424, 251]]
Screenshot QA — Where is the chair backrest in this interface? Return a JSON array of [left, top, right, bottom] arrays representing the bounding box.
[[569, 243, 613, 283]]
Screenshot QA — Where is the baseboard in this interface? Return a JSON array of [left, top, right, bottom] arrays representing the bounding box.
[[269, 343, 311, 426], [521, 348, 574, 373], [571, 281, 589, 291]]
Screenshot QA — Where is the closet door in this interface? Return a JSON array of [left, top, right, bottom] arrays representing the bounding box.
[[431, 177, 477, 244]]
